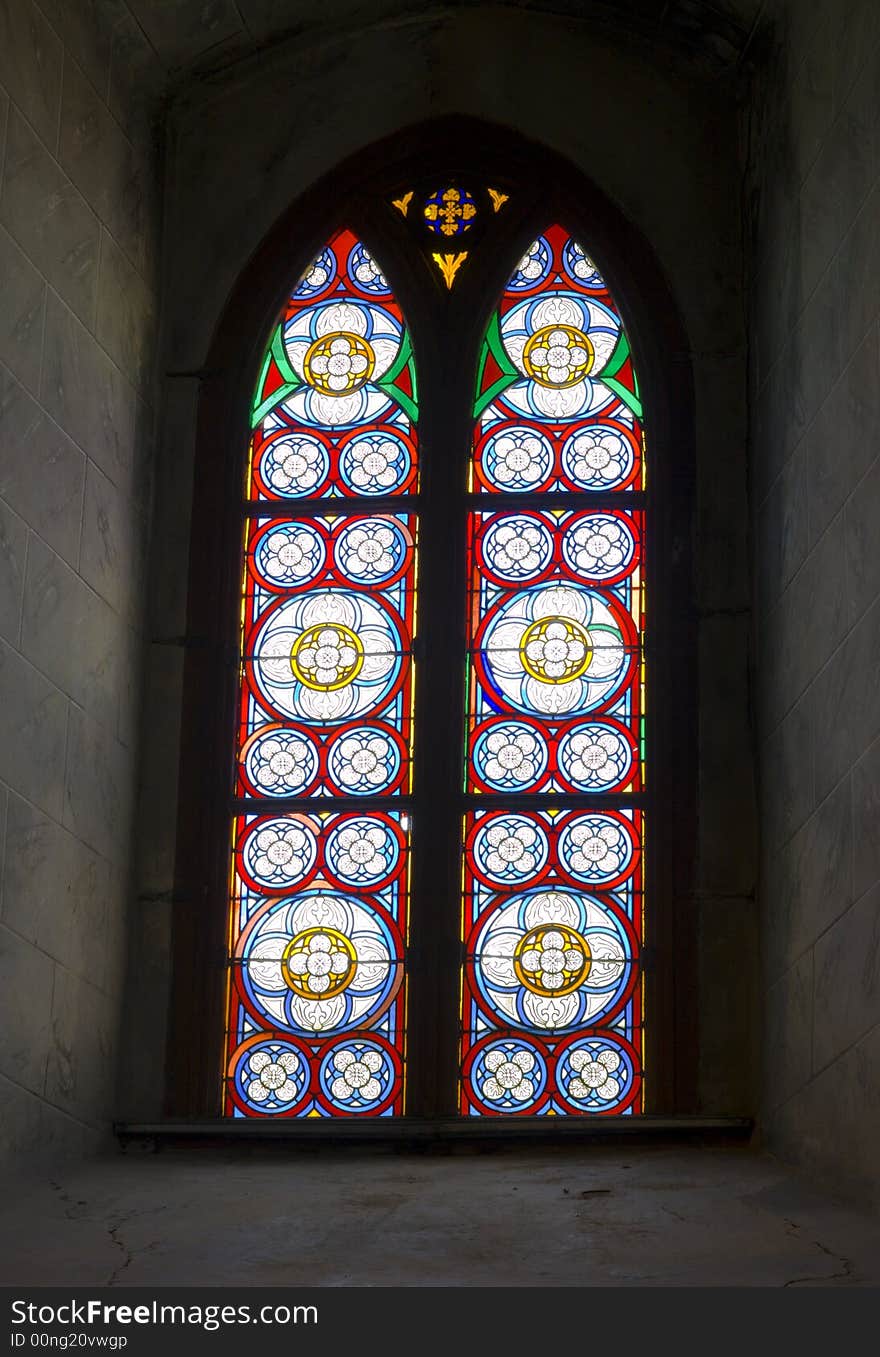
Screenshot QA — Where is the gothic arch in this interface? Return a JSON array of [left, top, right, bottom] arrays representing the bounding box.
[[165, 118, 698, 1122]]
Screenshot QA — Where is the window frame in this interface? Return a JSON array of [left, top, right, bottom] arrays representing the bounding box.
[[165, 118, 697, 1121]]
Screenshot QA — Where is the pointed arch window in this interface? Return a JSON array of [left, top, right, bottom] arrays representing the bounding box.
[[226, 230, 418, 1116], [171, 142, 694, 1125], [460, 225, 645, 1116]]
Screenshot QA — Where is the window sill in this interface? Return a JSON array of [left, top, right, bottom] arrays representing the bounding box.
[[116, 1115, 753, 1150]]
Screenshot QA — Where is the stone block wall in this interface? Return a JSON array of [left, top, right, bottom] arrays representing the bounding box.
[[748, 0, 880, 1205], [0, 1, 761, 1156], [0, 0, 160, 1169]]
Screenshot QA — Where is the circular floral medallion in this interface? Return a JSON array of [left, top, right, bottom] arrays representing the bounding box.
[[479, 514, 553, 582], [347, 242, 389, 295], [477, 425, 553, 492], [554, 1032, 641, 1114], [251, 521, 326, 590], [339, 429, 414, 495], [289, 621, 364, 691], [251, 590, 403, 725], [236, 889, 403, 1037], [228, 1035, 312, 1117], [513, 923, 591, 996], [317, 1035, 401, 1115], [241, 726, 320, 798], [470, 813, 549, 886], [254, 431, 330, 498], [471, 719, 549, 793], [520, 614, 593, 683], [558, 812, 637, 888], [467, 886, 637, 1034], [463, 1035, 550, 1115], [562, 237, 605, 291], [423, 185, 477, 237], [239, 816, 318, 893], [325, 815, 402, 888], [562, 513, 636, 582], [523, 324, 594, 387], [560, 421, 639, 492], [303, 330, 375, 395], [326, 726, 404, 794], [556, 719, 637, 793], [293, 246, 336, 299], [508, 237, 552, 291], [334, 518, 410, 585], [281, 926, 358, 999], [283, 300, 401, 429], [477, 583, 633, 719], [497, 293, 621, 422]]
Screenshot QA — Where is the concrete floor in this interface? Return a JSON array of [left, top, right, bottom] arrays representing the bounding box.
[[1, 1145, 879, 1287]]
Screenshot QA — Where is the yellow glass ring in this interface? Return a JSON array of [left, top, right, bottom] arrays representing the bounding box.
[[520, 615, 593, 683], [303, 330, 375, 395], [513, 924, 592, 997], [282, 927, 358, 999], [523, 324, 594, 388], [290, 622, 364, 691]]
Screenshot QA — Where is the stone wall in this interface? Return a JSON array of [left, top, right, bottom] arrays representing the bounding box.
[[0, 0, 159, 1169], [124, 9, 756, 1119], [748, 0, 880, 1205]]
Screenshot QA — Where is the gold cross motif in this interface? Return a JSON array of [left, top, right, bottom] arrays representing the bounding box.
[[424, 187, 477, 237]]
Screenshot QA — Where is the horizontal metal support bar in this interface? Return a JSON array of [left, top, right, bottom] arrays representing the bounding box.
[[465, 492, 647, 511], [239, 493, 647, 518], [231, 796, 415, 814], [460, 792, 647, 810], [242, 497, 421, 517], [230, 794, 645, 814]]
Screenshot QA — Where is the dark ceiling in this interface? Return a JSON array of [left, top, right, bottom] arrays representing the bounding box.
[[108, 1, 768, 86]]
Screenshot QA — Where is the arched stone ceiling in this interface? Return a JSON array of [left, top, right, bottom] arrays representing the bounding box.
[[111, 1, 767, 87]]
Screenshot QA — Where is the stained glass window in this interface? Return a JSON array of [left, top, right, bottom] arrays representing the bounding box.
[[222, 214, 648, 1122], [460, 224, 646, 1115], [225, 230, 418, 1116]]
